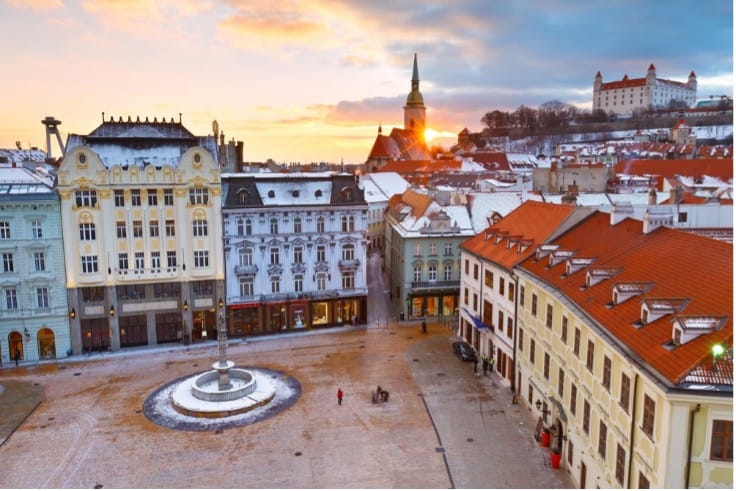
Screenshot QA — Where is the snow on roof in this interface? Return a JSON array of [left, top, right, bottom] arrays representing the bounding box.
[[254, 178, 332, 206], [467, 192, 545, 232], [362, 172, 410, 201], [0, 167, 54, 195]]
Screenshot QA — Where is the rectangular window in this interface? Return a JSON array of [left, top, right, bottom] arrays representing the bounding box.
[[342, 272, 354, 289], [531, 294, 537, 316], [444, 242, 452, 255], [414, 243, 421, 256], [429, 242, 437, 255], [583, 399, 590, 434], [34, 252, 45, 271], [620, 373, 631, 412], [464, 259, 469, 275], [602, 356, 612, 391], [546, 304, 553, 328], [497, 311, 502, 331], [317, 275, 326, 290], [164, 189, 174, 206], [114, 190, 125, 207], [134, 252, 145, 271], [270, 218, 279, 235], [444, 264, 452, 281], [36, 287, 49, 308], [293, 247, 303, 264], [149, 220, 159, 237], [240, 277, 253, 297], [118, 253, 129, 270], [79, 223, 96, 241], [189, 188, 209, 205], [561, 316, 568, 343], [293, 218, 302, 234], [81, 255, 98, 273], [710, 420, 733, 461], [567, 440, 574, 465], [508, 282, 515, 302], [543, 352, 550, 379], [529, 339, 536, 364], [598, 421, 608, 458], [194, 251, 209, 268], [558, 368, 565, 397], [2, 253, 13, 272], [518, 328, 524, 352], [473, 264, 479, 280], [116, 221, 127, 238], [642, 394, 655, 438], [147, 190, 158, 206], [484, 270, 493, 288], [5, 288, 18, 310], [639, 472, 650, 489], [586, 340, 595, 371], [151, 252, 160, 272], [75, 190, 97, 207], [615, 444, 626, 485], [192, 219, 208, 237], [570, 384, 577, 416], [133, 220, 143, 238], [317, 245, 325, 262], [270, 248, 280, 265], [428, 265, 437, 281], [165, 220, 175, 237], [131, 189, 141, 206], [166, 251, 177, 268], [506, 317, 512, 337], [519, 285, 525, 307], [31, 220, 42, 239], [499, 277, 505, 295], [294, 274, 303, 293], [573, 328, 581, 357]]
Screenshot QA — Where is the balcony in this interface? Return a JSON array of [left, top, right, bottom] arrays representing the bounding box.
[[338, 258, 361, 270], [410, 280, 459, 292], [234, 264, 259, 275]]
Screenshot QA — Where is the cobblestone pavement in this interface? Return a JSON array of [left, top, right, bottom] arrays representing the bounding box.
[[0, 322, 573, 489]]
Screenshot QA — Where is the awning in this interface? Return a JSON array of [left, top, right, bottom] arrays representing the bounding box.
[[463, 308, 492, 333]]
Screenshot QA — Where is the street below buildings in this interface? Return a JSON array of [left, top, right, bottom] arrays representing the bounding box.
[[0, 252, 573, 488]]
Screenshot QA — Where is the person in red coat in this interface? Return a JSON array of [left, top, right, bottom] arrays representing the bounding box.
[[337, 388, 344, 405]]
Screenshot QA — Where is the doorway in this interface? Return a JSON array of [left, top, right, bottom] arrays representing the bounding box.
[[8, 331, 23, 363], [580, 461, 587, 488], [37, 328, 56, 359]]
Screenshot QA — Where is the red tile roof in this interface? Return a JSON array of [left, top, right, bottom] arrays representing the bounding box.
[[614, 158, 734, 182], [460, 201, 585, 269], [519, 212, 733, 387]]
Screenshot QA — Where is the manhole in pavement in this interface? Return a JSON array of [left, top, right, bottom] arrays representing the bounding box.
[[436, 373, 445, 377], [294, 451, 302, 456], [214, 429, 223, 435], [73, 372, 81, 376], [412, 358, 419, 362], [48, 417, 55, 421], [359, 345, 365, 349], [135, 410, 142, 414], [467, 438, 474, 443], [94, 485, 103, 489], [435, 447, 445, 453]]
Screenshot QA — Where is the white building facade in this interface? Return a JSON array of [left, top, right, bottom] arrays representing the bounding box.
[[221, 172, 368, 335], [58, 116, 224, 353]]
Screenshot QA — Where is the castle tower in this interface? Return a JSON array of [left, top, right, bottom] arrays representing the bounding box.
[[403, 53, 426, 142]]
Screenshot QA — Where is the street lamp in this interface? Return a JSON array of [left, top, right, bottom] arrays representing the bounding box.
[[24, 328, 30, 343], [535, 399, 551, 416]]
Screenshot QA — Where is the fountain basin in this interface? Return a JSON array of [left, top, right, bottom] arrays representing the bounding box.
[[170, 368, 276, 418]]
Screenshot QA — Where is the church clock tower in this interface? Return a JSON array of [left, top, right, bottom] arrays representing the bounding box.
[[403, 53, 426, 143]]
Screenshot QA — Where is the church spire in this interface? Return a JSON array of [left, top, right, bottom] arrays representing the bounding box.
[[404, 53, 426, 141]]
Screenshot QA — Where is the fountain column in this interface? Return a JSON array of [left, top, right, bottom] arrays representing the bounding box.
[[216, 304, 232, 390]]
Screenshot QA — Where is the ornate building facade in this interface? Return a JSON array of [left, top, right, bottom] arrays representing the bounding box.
[[58, 116, 224, 353], [221, 172, 368, 335]]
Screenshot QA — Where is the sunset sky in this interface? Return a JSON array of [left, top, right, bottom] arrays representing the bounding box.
[[0, 0, 732, 164]]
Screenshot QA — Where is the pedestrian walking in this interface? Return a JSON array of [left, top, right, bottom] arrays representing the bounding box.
[[421, 320, 427, 333], [489, 356, 495, 373], [14, 348, 20, 366], [337, 388, 344, 406], [482, 354, 489, 375]]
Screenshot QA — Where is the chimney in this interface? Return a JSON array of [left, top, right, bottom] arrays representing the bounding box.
[[669, 185, 684, 205], [643, 206, 674, 234], [610, 201, 634, 225], [648, 188, 657, 205]]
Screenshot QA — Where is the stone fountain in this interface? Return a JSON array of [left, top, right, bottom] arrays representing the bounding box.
[[170, 306, 275, 418]]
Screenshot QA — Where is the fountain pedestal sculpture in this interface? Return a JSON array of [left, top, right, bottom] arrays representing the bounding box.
[[171, 301, 275, 417]]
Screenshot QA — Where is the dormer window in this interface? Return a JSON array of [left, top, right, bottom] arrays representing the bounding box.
[[315, 189, 323, 198], [342, 187, 353, 200], [237, 189, 249, 204], [536, 244, 559, 261], [268, 190, 275, 198], [640, 298, 690, 325], [671, 316, 727, 346], [586, 267, 619, 287], [566, 257, 595, 275], [549, 250, 575, 267], [612, 282, 654, 305], [292, 190, 300, 198]]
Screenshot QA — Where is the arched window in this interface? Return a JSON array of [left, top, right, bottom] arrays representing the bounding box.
[[342, 187, 353, 200], [237, 190, 249, 204]]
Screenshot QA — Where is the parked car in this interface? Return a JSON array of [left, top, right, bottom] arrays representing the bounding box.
[[452, 341, 477, 362]]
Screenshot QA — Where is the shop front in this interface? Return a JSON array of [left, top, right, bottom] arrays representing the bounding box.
[[408, 289, 458, 319], [311, 296, 365, 327], [228, 303, 261, 336]]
